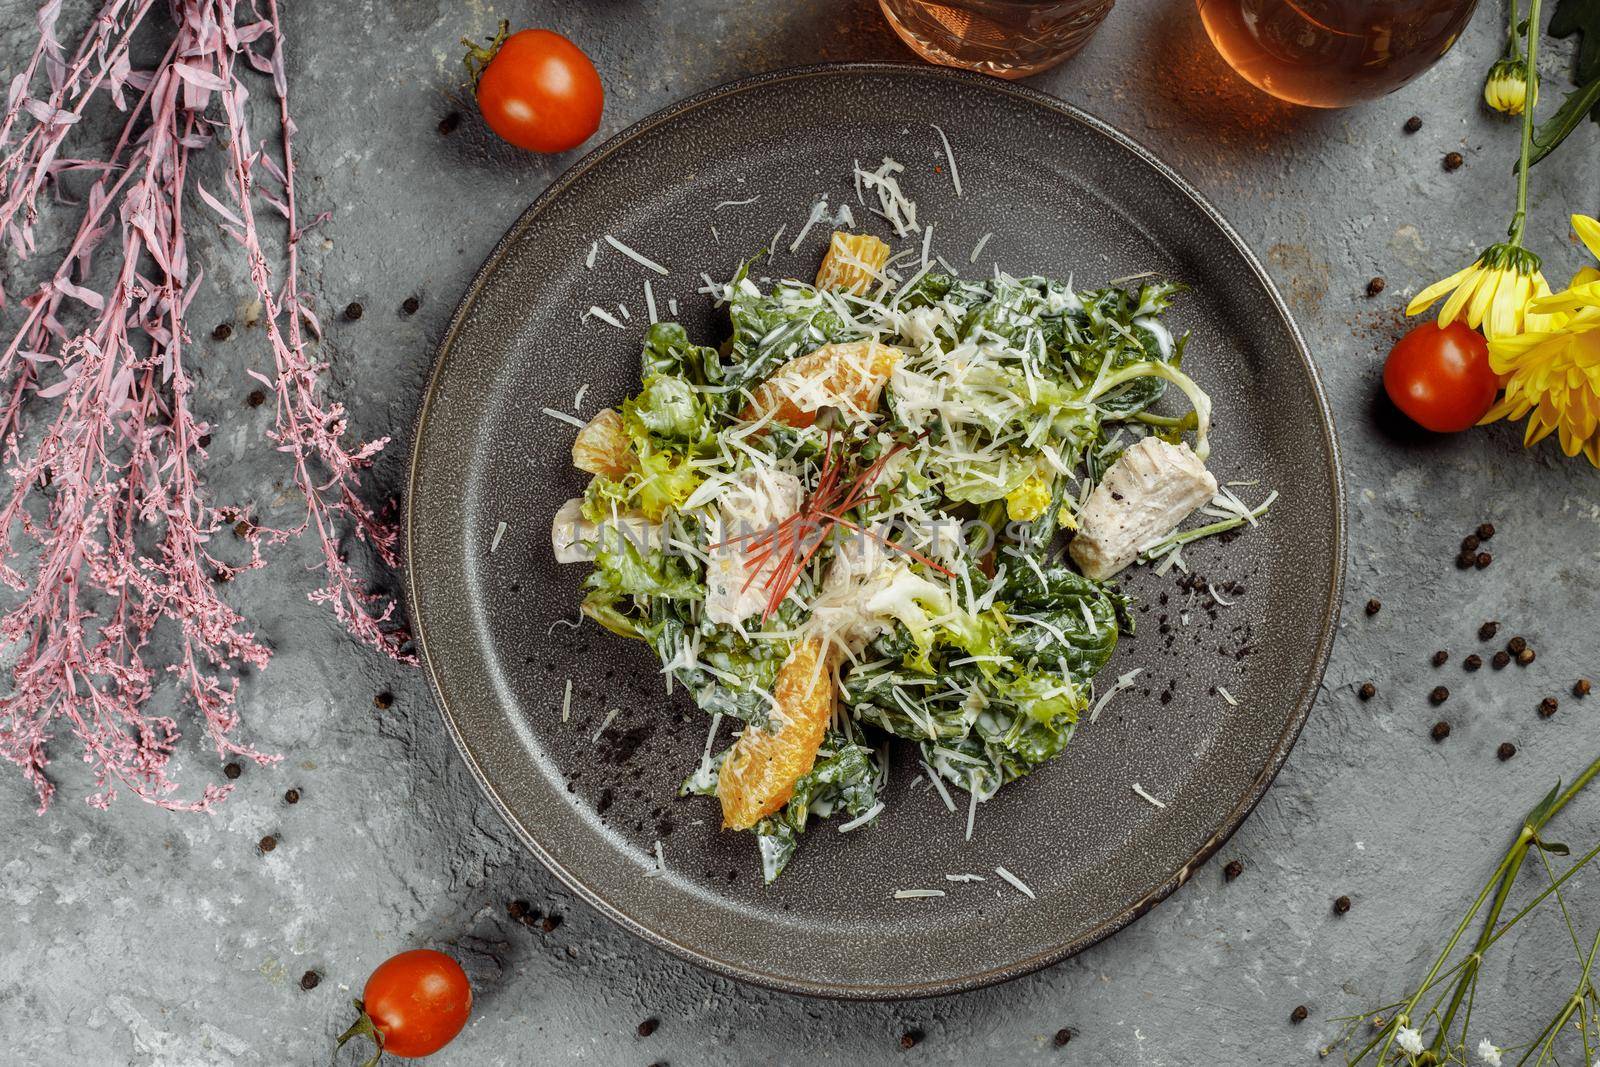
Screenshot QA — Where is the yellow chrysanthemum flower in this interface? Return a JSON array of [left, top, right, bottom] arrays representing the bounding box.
[[1483, 57, 1536, 116], [1481, 216, 1600, 466], [1406, 242, 1552, 340]]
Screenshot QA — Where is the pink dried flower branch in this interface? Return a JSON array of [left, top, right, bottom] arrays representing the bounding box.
[[0, 0, 410, 813]]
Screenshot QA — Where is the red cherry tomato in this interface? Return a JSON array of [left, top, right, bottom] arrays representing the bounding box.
[[1382, 321, 1498, 432], [470, 27, 602, 153], [336, 949, 471, 1062]]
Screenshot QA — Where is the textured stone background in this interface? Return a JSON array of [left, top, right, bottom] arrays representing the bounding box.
[[4, 0, 1600, 1063]]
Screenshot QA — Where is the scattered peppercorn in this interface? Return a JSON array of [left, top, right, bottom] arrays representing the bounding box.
[[1431, 650, 1448, 667], [1431, 721, 1451, 742], [1358, 682, 1376, 701], [259, 834, 277, 853], [1508, 636, 1527, 655], [1461, 534, 1480, 552], [1224, 859, 1244, 882], [299, 970, 321, 991], [212, 322, 232, 341], [1365, 598, 1382, 616], [401, 295, 421, 316], [374, 691, 393, 709], [284, 788, 300, 804], [247, 389, 265, 407], [1498, 742, 1517, 761], [1333, 895, 1352, 915], [1053, 1028, 1075, 1048], [1404, 115, 1423, 133], [1539, 697, 1559, 718], [1464, 654, 1482, 671], [899, 1029, 922, 1050], [1577, 679, 1593, 698], [1477, 522, 1495, 540], [224, 761, 242, 780], [638, 1018, 660, 1038], [1492, 651, 1511, 670], [1518, 648, 1536, 666], [1455, 552, 1475, 570], [507, 899, 532, 921], [1475, 552, 1492, 569], [438, 111, 461, 135], [1443, 151, 1464, 171], [234, 519, 252, 538], [1479, 621, 1500, 641], [1430, 686, 1450, 706], [540, 915, 562, 933], [1291, 1005, 1309, 1024], [1365, 277, 1386, 297], [343, 301, 363, 321]]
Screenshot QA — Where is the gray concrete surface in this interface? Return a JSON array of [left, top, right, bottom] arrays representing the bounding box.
[[4, 0, 1600, 1063]]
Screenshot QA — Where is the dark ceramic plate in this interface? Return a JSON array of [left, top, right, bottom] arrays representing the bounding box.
[[406, 64, 1344, 999]]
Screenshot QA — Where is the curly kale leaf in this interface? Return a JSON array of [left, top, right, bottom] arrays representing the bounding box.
[[752, 734, 882, 882], [728, 275, 860, 387]]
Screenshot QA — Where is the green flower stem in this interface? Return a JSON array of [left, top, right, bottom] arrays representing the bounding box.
[[1514, 925, 1600, 1066], [1507, 0, 1542, 247], [1505, 0, 1522, 56]]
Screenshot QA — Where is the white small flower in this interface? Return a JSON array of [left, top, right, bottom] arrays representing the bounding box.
[[1396, 1026, 1425, 1055], [1478, 1038, 1503, 1067]]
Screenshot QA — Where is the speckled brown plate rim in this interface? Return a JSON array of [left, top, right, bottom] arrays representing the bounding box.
[[404, 62, 1347, 1000]]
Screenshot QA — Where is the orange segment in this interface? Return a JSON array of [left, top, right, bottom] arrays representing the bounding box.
[[739, 341, 899, 429], [717, 637, 837, 830], [815, 231, 890, 296], [571, 408, 632, 478]]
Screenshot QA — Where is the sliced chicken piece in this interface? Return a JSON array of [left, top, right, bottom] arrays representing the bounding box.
[[550, 497, 660, 564], [739, 341, 899, 428], [704, 468, 804, 625], [1068, 438, 1217, 581]]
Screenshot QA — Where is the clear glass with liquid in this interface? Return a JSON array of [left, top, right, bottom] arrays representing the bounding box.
[[879, 0, 1117, 79], [1195, 0, 1478, 107]]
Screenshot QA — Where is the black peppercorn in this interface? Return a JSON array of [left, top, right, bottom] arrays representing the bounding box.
[[638, 1018, 660, 1038], [1053, 1028, 1074, 1048], [1493, 651, 1512, 670], [1365, 598, 1381, 616], [1430, 686, 1450, 705], [401, 295, 421, 315], [1498, 741, 1517, 761], [1366, 277, 1386, 297], [1479, 621, 1499, 641], [541, 915, 562, 933], [1475, 552, 1492, 569], [1508, 636, 1528, 655], [899, 1029, 921, 1050], [1464, 654, 1482, 671], [1431, 721, 1451, 741], [1461, 534, 1480, 552], [1432, 650, 1448, 667], [1477, 522, 1495, 540], [1291, 1005, 1309, 1024], [247, 389, 265, 407], [224, 761, 242, 780], [1456, 552, 1475, 570], [1577, 679, 1593, 698], [259, 834, 277, 853], [374, 691, 393, 709], [1404, 115, 1423, 133], [343, 301, 363, 321], [284, 788, 300, 804], [507, 899, 532, 921], [1518, 648, 1536, 666], [299, 970, 320, 991], [1333, 895, 1352, 914], [1358, 682, 1377, 701], [1443, 151, 1464, 171], [1224, 859, 1244, 882], [437, 111, 461, 135], [1539, 697, 1558, 718], [212, 322, 232, 341]]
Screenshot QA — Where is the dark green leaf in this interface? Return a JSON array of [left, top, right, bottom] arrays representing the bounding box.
[[1526, 73, 1600, 168]]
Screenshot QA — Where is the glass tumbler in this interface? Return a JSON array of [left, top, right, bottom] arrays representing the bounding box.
[[1195, 0, 1479, 107], [879, 0, 1117, 79]]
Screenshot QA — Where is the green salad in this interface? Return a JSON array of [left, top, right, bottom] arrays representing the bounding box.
[[552, 230, 1238, 883]]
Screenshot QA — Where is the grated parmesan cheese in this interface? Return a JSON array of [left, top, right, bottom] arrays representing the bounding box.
[[994, 865, 1035, 899], [1089, 668, 1143, 723], [1217, 685, 1239, 707], [562, 678, 572, 723], [603, 234, 669, 275], [837, 802, 884, 833], [945, 872, 985, 883], [969, 231, 993, 264], [572, 383, 589, 412], [583, 305, 625, 329], [643, 280, 657, 324], [893, 889, 946, 900], [592, 708, 619, 742], [930, 123, 962, 197], [1132, 783, 1167, 809], [489, 520, 507, 554], [541, 407, 586, 429]]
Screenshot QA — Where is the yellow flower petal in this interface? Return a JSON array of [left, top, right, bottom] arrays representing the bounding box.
[[1407, 261, 1479, 317], [1439, 266, 1485, 327], [1573, 215, 1600, 263]]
